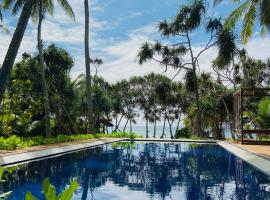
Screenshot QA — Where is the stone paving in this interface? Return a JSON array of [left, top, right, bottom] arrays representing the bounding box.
[[0, 138, 124, 166], [229, 142, 270, 160]]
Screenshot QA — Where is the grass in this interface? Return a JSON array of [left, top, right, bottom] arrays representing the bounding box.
[[0, 132, 142, 150]]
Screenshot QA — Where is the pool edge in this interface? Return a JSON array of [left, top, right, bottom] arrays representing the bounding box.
[[1, 138, 270, 177], [217, 141, 270, 176], [0, 138, 125, 167]]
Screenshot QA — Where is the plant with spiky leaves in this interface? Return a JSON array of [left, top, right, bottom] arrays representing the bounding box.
[[137, 0, 232, 136], [214, 0, 270, 44]]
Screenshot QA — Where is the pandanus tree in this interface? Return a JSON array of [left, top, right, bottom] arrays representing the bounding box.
[[135, 73, 160, 138], [154, 76, 173, 138], [214, 0, 270, 44], [0, 0, 35, 103], [138, 0, 230, 136]]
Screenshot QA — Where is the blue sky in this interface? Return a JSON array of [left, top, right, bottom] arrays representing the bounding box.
[[0, 0, 270, 83]]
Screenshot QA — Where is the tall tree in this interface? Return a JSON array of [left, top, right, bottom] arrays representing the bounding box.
[[0, 0, 35, 103], [214, 0, 270, 44], [138, 0, 225, 136], [34, 0, 74, 137], [84, 0, 95, 134], [4, 0, 75, 137]]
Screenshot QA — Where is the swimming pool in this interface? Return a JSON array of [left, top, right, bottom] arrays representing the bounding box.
[[1, 142, 270, 200]]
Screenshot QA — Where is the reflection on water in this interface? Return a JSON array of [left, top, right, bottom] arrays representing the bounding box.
[[1, 142, 270, 200]]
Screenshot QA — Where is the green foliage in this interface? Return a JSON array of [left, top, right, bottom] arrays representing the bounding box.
[[25, 192, 38, 200], [257, 98, 270, 129], [0, 132, 142, 150], [0, 135, 22, 150], [185, 70, 196, 92], [25, 178, 78, 200], [175, 127, 191, 139], [215, 0, 270, 44]]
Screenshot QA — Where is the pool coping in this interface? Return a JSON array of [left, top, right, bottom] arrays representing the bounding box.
[[0, 138, 125, 167], [1, 138, 270, 177], [217, 141, 270, 176]]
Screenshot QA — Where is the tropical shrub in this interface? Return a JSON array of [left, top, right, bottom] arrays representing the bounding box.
[[0, 132, 141, 150], [25, 178, 78, 200], [175, 127, 191, 139]]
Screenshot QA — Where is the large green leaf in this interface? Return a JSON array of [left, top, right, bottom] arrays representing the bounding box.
[[25, 192, 38, 200], [57, 180, 79, 200], [42, 178, 57, 200]]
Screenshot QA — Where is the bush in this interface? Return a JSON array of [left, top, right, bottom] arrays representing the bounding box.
[[0, 132, 142, 150], [175, 127, 191, 139]]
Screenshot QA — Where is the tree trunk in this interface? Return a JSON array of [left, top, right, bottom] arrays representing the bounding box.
[[113, 114, 123, 132], [186, 32, 202, 137], [38, 2, 51, 138], [123, 119, 128, 132], [129, 120, 132, 133], [175, 114, 181, 135], [153, 119, 157, 138], [221, 96, 235, 140], [193, 71, 203, 137], [0, 0, 34, 103], [84, 0, 95, 134], [161, 115, 166, 138], [168, 119, 174, 139], [145, 117, 149, 138]]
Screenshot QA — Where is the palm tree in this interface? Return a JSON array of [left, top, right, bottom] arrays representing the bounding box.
[[33, 0, 74, 137], [84, 0, 95, 134], [3, 0, 74, 137], [0, 0, 35, 103], [214, 0, 270, 44]]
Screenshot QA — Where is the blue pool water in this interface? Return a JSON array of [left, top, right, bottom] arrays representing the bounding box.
[[1, 142, 270, 200]]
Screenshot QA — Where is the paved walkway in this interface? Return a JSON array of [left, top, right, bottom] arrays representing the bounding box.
[[229, 142, 270, 160], [0, 138, 124, 166], [0, 138, 119, 157], [218, 141, 270, 176]]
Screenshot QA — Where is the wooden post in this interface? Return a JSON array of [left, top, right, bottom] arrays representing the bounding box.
[[240, 89, 244, 144]]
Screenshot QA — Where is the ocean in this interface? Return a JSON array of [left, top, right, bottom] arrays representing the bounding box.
[[108, 125, 178, 138]]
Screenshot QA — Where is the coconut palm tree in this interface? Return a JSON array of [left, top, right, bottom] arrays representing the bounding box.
[[84, 0, 95, 134], [33, 0, 74, 137], [3, 0, 75, 137], [0, 0, 35, 103], [214, 0, 270, 44]]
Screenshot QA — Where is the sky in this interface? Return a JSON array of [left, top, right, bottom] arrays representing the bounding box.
[[0, 0, 270, 84]]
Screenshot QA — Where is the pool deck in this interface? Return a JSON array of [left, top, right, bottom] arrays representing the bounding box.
[[0, 138, 125, 166], [228, 142, 270, 160], [218, 141, 270, 176], [0, 138, 269, 176]]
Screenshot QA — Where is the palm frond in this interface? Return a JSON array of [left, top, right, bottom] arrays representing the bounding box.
[[57, 0, 75, 21], [260, 0, 270, 31], [241, 2, 257, 44], [11, 0, 26, 14], [214, 0, 241, 6], [225, 1, 250, 29]]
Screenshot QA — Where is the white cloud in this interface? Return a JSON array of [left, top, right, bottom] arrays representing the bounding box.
[[88, 29, 270, 83], [1, 0, 270, 85], [0, 1, 107, 68]]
